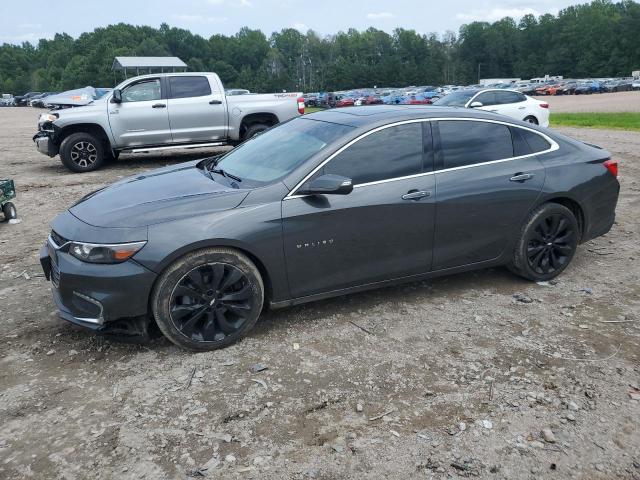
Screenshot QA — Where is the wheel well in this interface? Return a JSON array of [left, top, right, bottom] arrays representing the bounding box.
[[545, 197, 585, 240], [152, 245, 274, 307], [58, 124, 111, 149], [239, 113, 279, 137], [237, 247, 273, 304]]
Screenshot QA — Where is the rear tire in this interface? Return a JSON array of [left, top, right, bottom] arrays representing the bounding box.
[[242, 123, 270, 141], [151, 248, 264, 351], [508, 203, 579, 282], [2, 202, 17, 221], [524, 116, 538, 125], [59, 132, 105, 173]]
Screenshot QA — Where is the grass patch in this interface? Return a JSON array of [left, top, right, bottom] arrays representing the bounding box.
[[304, 107, 324, 114], [551, 112, 640, 131]]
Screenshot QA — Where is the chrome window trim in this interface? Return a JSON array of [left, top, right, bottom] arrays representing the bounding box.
[[284, 117, 558, 199]]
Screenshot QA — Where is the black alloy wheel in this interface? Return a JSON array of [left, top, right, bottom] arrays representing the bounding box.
[[170, 263, 252, 342], [509, 203, 579, 281], [152, 248, 263, 351], [526, 213, 575, 275]]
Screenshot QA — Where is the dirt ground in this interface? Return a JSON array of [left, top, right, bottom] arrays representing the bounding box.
[[0, 107, 639, 480], [533, 90, 640, 113]]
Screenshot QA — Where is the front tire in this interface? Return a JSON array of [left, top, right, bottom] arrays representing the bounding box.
[[151, 248, 264, 351], [59, 132, 105, 173], [508, 203, 579, 282]]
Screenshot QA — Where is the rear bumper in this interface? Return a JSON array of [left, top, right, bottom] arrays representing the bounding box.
[[582, 176, 620, 243], [33, 132, 59, 157]]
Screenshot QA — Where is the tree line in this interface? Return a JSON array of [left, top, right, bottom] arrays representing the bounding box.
[[0, 0, 638, 95]]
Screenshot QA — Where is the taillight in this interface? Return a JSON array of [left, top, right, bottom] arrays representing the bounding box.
[[539, 103, 549, 108], [297, 96, 305, 115], [603, 159, 618, 177]]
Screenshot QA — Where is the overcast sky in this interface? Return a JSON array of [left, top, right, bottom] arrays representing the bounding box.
[[2, 0, 582, 44]]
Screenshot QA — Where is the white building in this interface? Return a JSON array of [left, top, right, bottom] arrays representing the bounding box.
[[479, 78, 521, 86]]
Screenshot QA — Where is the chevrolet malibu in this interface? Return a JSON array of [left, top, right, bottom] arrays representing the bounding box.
[[40, 106, 619, 351]]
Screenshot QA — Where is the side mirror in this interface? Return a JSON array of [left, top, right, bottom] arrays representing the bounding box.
[[112, 89, 122, 104], [298, 174, 353, 196], [469, 101, 483, 108]]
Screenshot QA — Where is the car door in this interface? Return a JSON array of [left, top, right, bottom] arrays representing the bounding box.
[[108, 77, 171, 147], [432, 119, 548, 271], [166, 75, 227, 143], [282, 121, 436, 298]]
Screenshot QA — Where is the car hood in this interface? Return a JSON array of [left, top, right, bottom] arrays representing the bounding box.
[[69, 161, 249, 228]]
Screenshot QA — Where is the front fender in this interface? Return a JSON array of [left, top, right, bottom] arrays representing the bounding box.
[[134, 201, 289, 302]]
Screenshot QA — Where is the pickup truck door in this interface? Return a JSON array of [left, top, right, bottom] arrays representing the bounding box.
[[166, 75, 227, 143], [108, 77, 172, 147]]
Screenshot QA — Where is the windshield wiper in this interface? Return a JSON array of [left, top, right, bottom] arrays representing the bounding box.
[[209, 167, 242, 183], [206, 158, 242, 183]]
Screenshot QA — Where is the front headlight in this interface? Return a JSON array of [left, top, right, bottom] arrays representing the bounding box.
[[69, 241, 147, 264], [38, 113, 58, 125]]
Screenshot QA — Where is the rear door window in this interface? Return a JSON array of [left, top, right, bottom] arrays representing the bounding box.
[[322, 123, 424, 185], [438, 120, 513, 169], [474, 91, 498, 106], [520, 128, 551, 153], [169, 76, 212, 99], [496, 91, 526, 104]]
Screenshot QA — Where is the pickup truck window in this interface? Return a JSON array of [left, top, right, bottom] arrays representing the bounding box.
[[122, 79, 161, 103], [169, 76, 212, 99], [215, 118, 354, 185]]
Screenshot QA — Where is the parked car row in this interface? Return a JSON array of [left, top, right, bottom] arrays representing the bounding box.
[[517, 78, 637, 96]]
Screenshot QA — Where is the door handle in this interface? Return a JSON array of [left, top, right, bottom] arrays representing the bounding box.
[[402, 190, 431, 201], [518, 106, 526, 109], [209, 99, 222, 105], [510, 173, 534, 182], [152, 103, 166, 108], [488, 109, 498, 112]]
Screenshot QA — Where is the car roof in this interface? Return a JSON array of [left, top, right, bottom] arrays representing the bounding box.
[[303, 105, 525, 128]]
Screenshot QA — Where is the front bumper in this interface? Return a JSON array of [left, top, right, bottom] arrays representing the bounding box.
[[40, 237, 157, 330], [33, 131, 59, 157]]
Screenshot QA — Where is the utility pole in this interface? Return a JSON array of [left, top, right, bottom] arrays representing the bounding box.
[[477, 62, 482, 84]]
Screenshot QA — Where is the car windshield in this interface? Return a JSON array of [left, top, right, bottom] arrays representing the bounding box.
[[214, 118, 354, 186], [433, 91, 477, 107]]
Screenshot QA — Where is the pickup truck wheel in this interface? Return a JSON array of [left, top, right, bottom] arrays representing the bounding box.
[[243, 123, 270, 141], [60, 132, 105, 173]]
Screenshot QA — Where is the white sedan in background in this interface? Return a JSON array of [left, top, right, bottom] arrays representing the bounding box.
[[434, 89, 550, 127]]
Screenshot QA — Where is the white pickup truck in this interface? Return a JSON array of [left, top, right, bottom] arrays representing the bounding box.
[[33, 72, 305, 172]]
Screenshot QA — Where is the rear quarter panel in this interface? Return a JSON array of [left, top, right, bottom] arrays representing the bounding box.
[[226, 93, 302, 140], [537, 135, 619, 242]]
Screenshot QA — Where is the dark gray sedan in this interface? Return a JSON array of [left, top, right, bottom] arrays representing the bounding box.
[[40, 106, 620, 351]]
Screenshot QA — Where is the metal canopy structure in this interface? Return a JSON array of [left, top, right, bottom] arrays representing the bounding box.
[[112, 56, 187, 79]]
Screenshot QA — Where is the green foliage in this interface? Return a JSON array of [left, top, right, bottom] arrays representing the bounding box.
[[551, 112, 640, 130], [1, 1, 639, 95]]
